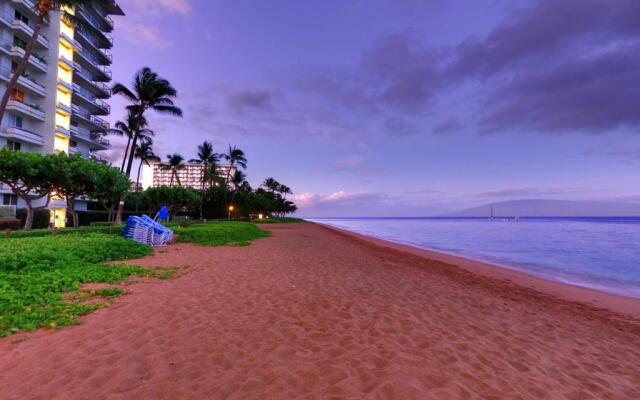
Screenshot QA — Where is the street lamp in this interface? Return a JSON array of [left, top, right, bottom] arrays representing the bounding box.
[[228, 205, 234, 220]]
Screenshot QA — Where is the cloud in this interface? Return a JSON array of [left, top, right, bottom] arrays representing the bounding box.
[[120, 0, 192, 15], [290, 0, 640, 137], [446, 0, 640, 134], [474, 186, 592, 199], [227, 90, 275, 116], [432, 118, 461, 135], [118, 22, 173, 49], [330, 155, 363, 172], [384, 116, 418, 136]]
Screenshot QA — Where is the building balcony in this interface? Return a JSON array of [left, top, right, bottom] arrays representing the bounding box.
[[58, 54, 80, 71], [11, 0, 46, 22], [74, 49, 112, 81], [72, 84, 110, 115], [0, 125, 44, 146], [74, 68, 110, 98], [6, 99, 45, 121], [56, 102, 72, 115], [76, 7, 114, 33], [90, 152, 109, 163], [75, 30, 112, 63], [57, 77, 74, 93], [16, 74, 46, 97], [70, 126, 110, 150], [10, 46, 47, 73], [54, 125, 71, 137], [59, 31, 82, 51], [11, 20, 49, 48], [71, 108, 109, 132]]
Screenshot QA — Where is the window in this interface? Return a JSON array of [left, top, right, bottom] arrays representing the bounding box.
[[70, 140, 78, 147], [2, 194, 18, 206], [7, 114, 23, 128], [9, 89, 25, 102], [13, 36, 27, 50], [6, 140, 21, 151], [14, 11, 29, 25]]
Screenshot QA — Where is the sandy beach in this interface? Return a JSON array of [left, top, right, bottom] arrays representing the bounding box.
[[1, 222, 639, 399]]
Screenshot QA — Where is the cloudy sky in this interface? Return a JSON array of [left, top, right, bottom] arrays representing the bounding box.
[[105, 0, 640, 217]]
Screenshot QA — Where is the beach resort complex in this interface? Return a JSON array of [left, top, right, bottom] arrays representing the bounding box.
[[0, 0, 121, 223], [141, 161, 235, 190]]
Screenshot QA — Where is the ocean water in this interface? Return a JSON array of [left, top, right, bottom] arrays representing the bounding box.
[[306, 217, 640, 298]]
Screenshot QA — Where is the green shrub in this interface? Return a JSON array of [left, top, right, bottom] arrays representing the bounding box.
[[0, 233, 152, 336], [254, 217, 304, 224], [16, 208, 50, 229], [0, 217, 21, 230], [2, 225, 124, 239], [173, 221, 270, 246]]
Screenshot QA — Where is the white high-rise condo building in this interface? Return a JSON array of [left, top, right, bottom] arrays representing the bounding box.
[[0, 0, 123, 226]]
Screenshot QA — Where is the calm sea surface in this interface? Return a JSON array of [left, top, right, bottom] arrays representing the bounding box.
[[306, 217, 640, 298]]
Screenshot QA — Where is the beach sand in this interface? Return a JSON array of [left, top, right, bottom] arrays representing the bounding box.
[[1, 222, 639, 399]]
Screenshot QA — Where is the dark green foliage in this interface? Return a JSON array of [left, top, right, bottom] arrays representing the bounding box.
[[0, 234, 152, 336], [254, 217, 304, 224], [1, 225, 124, 239], [0, 218, 21, 230], [16, 208, 50, 229], [173, 221, 270, 246]]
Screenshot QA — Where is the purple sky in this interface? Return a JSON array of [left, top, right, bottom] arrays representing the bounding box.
[[105, 0, 640, 217]]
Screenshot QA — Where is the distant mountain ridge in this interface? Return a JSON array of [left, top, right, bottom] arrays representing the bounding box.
[[447, 199, 640, 217]]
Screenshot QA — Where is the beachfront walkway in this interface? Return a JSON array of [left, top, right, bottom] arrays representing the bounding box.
[[1, 223, 639, 399]]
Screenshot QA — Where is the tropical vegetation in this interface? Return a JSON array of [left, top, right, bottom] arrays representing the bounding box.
[[0, 233, 152, 337]]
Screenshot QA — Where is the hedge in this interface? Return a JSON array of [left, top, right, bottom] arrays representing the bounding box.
[[16, 208, 50, 229], [1, 225, 124, 239]]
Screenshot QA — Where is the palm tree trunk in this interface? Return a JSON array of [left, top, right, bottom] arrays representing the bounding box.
[[115, 107, 145, 224], [225, 163, 234, 187], [120, 136, 132, 172], [176, 171, 182, 187], [0, 13, 45, 122], [200, 162, 206, 219], [135, 160, 143, 212]]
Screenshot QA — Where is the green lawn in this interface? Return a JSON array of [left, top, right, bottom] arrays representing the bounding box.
[[172, 221, 270, 246], [0, 234, 152, 337], [253, 217, 304, 224]]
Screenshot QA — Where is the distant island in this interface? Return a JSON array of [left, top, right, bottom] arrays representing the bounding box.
[[446, 199, 640, 217]]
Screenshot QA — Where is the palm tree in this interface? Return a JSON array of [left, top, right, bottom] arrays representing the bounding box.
[[134, 139, 160, 193], [107, 110, 152, 172], [0, 0, 110, 123], [231, 170, 248, 190], [262, 177, 279, 193], [278, 184, 292, 199], [111, 67, 183, 223], [133, 139, 160, 212], [190, 141, 219, 219], [162, 153, 185, 187], [221, 145, 247, 186]]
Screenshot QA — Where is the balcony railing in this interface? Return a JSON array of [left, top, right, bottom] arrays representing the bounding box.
[[72, 84, 111, 113], [90, 152, 108, 163], [6, 99, 45, 121], [74, 68, 111, 95], [12, 19, 49, 47], [72, 108, 109, 130], [76, 8, 113, 33]]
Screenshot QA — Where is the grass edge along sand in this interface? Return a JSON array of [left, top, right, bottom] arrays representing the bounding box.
[[0, 233, 155, 337]]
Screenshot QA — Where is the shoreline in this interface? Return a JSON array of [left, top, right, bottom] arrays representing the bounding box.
[[313, 222, 640, 320]]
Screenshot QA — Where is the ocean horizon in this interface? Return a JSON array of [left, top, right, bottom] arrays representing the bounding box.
[[306, 216, 640, 298]]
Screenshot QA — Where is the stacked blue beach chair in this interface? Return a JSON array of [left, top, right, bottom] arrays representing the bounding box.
[[123, 215, 173, 246]]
